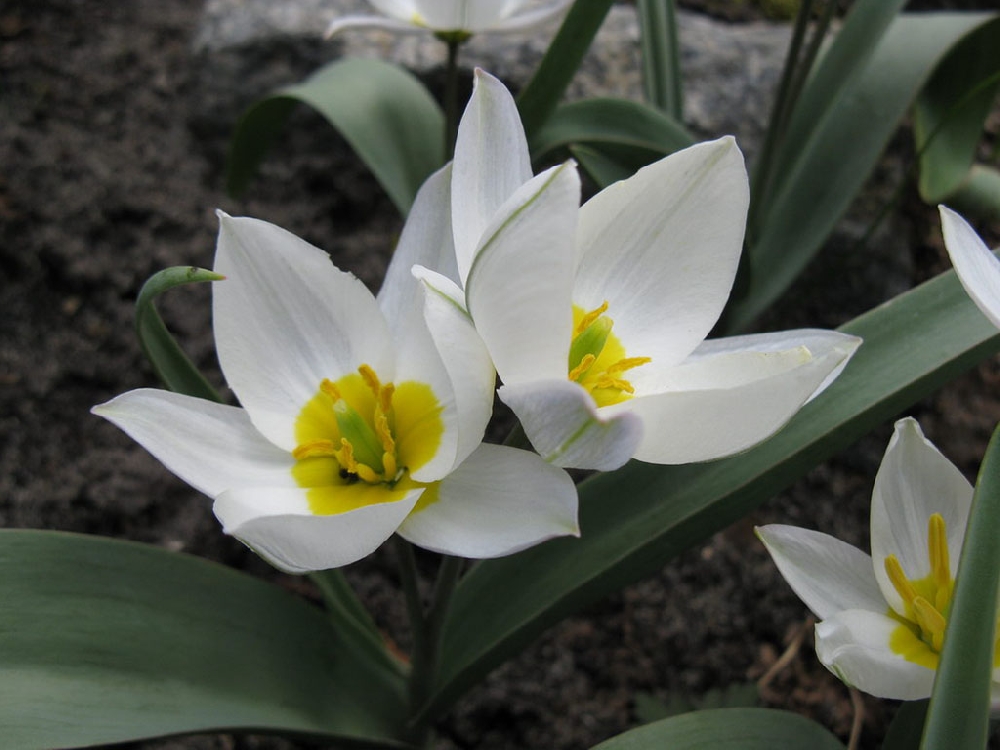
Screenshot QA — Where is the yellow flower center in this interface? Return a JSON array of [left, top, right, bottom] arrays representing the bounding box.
[[291, 364, 443, 515], [886, 512, 1000, 669], [568, 302, 650, 407]]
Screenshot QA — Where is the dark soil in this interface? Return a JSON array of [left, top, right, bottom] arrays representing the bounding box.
[[2, 2, 999, 749]]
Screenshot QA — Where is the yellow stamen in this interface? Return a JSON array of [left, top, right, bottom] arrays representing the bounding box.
[[607, 356, 652, 374], [292, 439, 340, 460], [912, 597, 947, 651], [595, 375, 635, 393], [359, 364, 381, 395], [885, 554, 919, 607], [320, 378, 342, 401], [575, 301, 609, 335], [568, 353, 596, 382], [336, 438, 358, 474], [928, 513, 950, 593]]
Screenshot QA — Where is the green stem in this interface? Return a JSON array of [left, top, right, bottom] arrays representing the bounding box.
[[444, 39, 461, 159]]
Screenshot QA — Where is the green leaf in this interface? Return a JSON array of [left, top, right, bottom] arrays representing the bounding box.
[[529, 98, 693, 164], [589, 708, 844, 750], [636, 0, 683, 119], [569, 144, 639, 188], [944, 164, 1000, 223], [729, 12, 1000, 332], [422, 261, 1000, 721], [0, 530, 409, 749], [633, 683, 758, 724], [226, 57, 444, 216], [920, 421, 1000, 749], [914, 22, 1000, 206], [136, 266, 223, 403], [883, 700, 929, 750], [516, 0, 614, 137]]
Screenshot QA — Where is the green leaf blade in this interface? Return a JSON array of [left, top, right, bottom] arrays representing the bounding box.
[[0, 531, 408, 749], [227, 57, 445, 215]]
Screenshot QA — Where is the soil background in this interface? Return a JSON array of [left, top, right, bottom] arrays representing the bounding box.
[[2, 1, 1000, 749]]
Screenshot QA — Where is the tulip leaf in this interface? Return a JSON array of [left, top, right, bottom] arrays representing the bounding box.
[[529, 98, 693, 165], [420, 261, 1000, 721], [882, 700, 929, 750], [636, 0, 683, 119], [920, 421, 1000, 749], [516, 0, 614, 137], [914, 20, 1000, 211], [589, 708, 844, 750], [0, 530, 409, 749], [226, 57, 444, 216], [136, 266, 223, 403], [728, 12, 1000, 332], [569, 144, 639, 188]]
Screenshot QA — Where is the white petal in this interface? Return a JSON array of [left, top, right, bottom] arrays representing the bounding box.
[[574, 137, 748, 369], [871, 417, 973, 614], [412, 267, 495, 474], [940, 205, 1000, 330], [324, 15, 428, 37], [466, 162, 580, 385], [815, 610, 936, 700], [213, 213, 394, 451], [489, 0, 573, 32], [378, 163, 458, 335], [92, 389, 295, 498], [414, 0, 509, 31], [756, 525, 886, 620], [498, 379, 643, 470], [397, 443, 578, 557], [611, 340, 857, 464], [213, 487, 419, 573], [452, 69, 533, 281], [367, 0, 420, 22]]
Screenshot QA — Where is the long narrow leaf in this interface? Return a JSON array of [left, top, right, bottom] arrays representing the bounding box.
[[590, 708, 843, 750], [914, 21, 1000, 205], [136, 266, 223, 403], [729, 13, 999, 332], [0, 531, 409, 749], [422, 261, 1000, 721], [920, 421, 1000, 748], [636, 0, 683, 119], [516, 0, 614, 137], [226, 57, 444, 216]]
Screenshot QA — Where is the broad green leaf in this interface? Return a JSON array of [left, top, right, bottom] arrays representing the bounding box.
[[589, 708, 844, 750], [569, 144, 639, 188], [421, 261, 1000, 721], [946, 164, 1000, 223], [136, 266, 223, 403], [636, 0, 682, 119], [729, 12, 999, 332], [914, 20, 1000, 207], [0, 530, 409, 749], [226, 57, 444, 215], [883, 700, 929, 750], [516, 0, 614, 137], [529, 98, 693, 163], [920, 421, 1000, 749]]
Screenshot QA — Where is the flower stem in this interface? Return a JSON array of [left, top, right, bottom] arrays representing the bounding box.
[[444, 38, 461, 159]]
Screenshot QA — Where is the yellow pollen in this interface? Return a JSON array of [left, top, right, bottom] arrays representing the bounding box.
[[607, 356, 652, 374], [928, 513, 951, 593], [912, 597, 947, 651], [359, 364, 381, 394], [595, 375, 635, 393], [885, 554, 920, 607], [292, 439, 340, 460], [575, 301, 609, 335], [568, 354, 596, 382], [320, 378, 342, 401]]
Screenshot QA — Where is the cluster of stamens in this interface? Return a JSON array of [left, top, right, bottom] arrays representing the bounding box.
[[292, 365, 402, 486], [884, 513, 953, 652], [568, 301, 650, 403]]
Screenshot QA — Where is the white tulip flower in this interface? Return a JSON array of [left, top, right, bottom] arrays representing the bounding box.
[[940, 205, 1000, 331], [758, 417, 1000, 701], [325, 0, 573, 40], [429, 70, 861, 471], [93, 168, 578, 573]]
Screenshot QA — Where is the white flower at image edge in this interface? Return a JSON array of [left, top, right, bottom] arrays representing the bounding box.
[[757, 417, 1000, 701], [325, 0, 573, 39], [427, 70, 862, 471], [93, 172, 578, 573], [940, 204, 1000, 331]]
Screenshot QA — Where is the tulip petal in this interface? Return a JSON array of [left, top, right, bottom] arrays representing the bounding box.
[[213, 213, 393, 451], [92, 388, 295, 498], [871, 417, 974, 613], [367, 0, 419, 21], [609, 339, 857, 464], [452, 69, 533, 281], [940, 205, 1000, 330], [397, 443, 579, 557], [466, 162, 580, 385], [412, 267, 495, 474], [489, 0, 573, 32], [414, 0, 507, 33], [815, 609, 936, 700], [213, 487, 420, 573], [756, 525, 885, 620], [325, 14, 429, 38], [499, 379, 643, 470], [574, 137, 748, 370]]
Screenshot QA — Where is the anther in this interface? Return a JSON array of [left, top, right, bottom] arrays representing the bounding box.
[[884, 554, 919, 607], [569, 354, 596, 382], [320, 378, 342, 402], [607, 356, 652, 374], [575, 301, 609, 335], [292, 439, 340, 460], [912, 596, 947, 651]]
